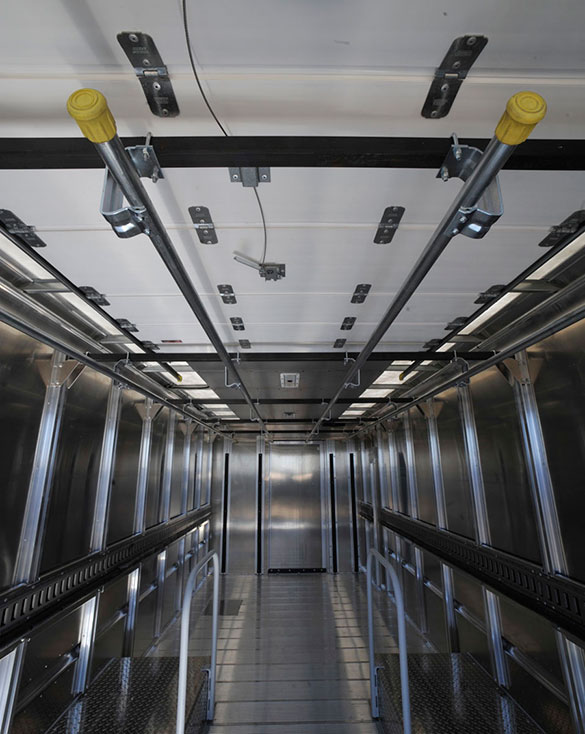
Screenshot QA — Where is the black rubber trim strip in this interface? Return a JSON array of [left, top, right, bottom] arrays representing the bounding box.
[[349, 454, 360, 573], [0, 137, 583, 170], [367, 506, 585, 642], [0, 506, 211, 651]]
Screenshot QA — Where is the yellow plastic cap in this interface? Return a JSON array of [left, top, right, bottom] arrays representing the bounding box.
[[67, 89, 117, 143], [495, 91, 546, 146]]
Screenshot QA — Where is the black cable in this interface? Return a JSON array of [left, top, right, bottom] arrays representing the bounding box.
[[253, 187, 268, 265], [181, 0, 228, 137], [181, 0, 269, 265]]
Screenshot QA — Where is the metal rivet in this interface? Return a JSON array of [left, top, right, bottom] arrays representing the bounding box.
[[153, 81, 161, 91], [452, 60, 461, 69], [162, 109, 169, 116], [196, 207, 201, 211], [261, 174, 268, 180], [232, 174, 239, 180], [441, 83, 449, 93], [430, 110, 438, 118], [143, 58, 151, 66], [466, 36, 477, 46], [129, 33, 139, 43], [206, 241, 212, 244]]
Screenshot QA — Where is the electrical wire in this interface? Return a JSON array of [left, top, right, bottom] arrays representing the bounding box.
[[181, 0, 269, 264]]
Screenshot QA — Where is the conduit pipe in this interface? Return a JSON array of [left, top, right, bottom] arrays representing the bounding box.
[[307, 92, 546, 441], [67, 89, 266, 430]]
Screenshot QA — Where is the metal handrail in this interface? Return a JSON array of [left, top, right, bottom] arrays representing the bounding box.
[[176, 550, 219, 734], [367, 548, 411, 733]]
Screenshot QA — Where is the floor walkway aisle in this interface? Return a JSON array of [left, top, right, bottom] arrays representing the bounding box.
[[153, 572, 430, 733]]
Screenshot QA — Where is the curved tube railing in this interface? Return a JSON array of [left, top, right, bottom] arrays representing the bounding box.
[[176, 550, 219, 734], [367, 548, 411, 733]]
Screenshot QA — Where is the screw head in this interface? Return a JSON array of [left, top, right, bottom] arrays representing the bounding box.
[[129, 33, 139, 43], [430, 110, 439, 118], [441, 83, 449, 93], [232, 174, 239, 180], [143, 58, 151, 66], [161, 108, 169, 116], [452, 60, 461, 69], [153, 81, 161, 91], [261, 174, 268, 180], [466, 36, 477, 46]]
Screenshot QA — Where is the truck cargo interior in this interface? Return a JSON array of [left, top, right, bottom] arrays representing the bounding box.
[[2, 2, 585, 733]]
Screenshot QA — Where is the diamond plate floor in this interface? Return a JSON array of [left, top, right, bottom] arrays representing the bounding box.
[[377, 653, 545, 734], [47, 658, 209, 734], [152, 573, 430, 733]]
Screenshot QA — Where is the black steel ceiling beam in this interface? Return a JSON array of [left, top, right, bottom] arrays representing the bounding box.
[[374, 507, 585, 643], [171, 397, 410, 405], [87, 350, 494, 364], [0, 136, 582, 170]]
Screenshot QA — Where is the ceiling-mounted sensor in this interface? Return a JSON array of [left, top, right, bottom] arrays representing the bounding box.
[[233, 252, 286, 281], [280, 373, 300, 389]]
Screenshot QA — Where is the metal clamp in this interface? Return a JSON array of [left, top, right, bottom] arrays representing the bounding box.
[[343, 355, 361, 389], [100, 143, 163, 238], [438, 135, 503, 239], [189, 206, 218, 245], [229, 167, 271, 188]]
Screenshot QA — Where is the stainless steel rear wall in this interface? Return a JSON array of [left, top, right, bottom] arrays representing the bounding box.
[[356, 318, 585, 734], [0, 319, 215, 734]]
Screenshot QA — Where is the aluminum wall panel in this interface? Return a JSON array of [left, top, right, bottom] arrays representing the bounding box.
[[41, 368, 111, 573], [226, 441, 257, 574], [392, 424, 410, 514], [409, 408, 437, 526], [107, 389, 143, 545], [529, 320, 585, 582], [187, 431, 199, 510], [0, 322, 52, 590], [268, 444, 322, 570], [435, 388, 476, 540], [209, 437, 225, 555], [469, 368, 541, 563], [145, 408, 168, 529]]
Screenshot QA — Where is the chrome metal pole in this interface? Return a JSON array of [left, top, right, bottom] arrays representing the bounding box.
[[308, 137, 514, 441], [177, 550, 219, 734], [367, 548, 411, 733], [95, 137, 265, 430]]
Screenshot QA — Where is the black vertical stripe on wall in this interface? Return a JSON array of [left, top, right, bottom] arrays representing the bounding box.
[[221, 453, 229, 573], [349, 453, 359, 573], [257, 453, 263, 574], [329, 453, 338, 573]]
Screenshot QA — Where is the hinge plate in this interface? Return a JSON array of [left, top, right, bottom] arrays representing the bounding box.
[[0, 209, 46, 248], [189, 206, 218, 244], [117, 32, 180, 117], [374, 206, 405, 244], [538, 210, 585, 248], [421, 35, 488, 118]]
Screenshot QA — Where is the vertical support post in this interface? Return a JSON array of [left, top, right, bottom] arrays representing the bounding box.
[[458, 381, 509, 686], [90, 382, 123, 552], [402, 412, 419, 519], [425, 398, 459, 651], [133, 399, 160, 534], [123, 567, 141, 657], [0, 644, 26, 734], [181, 421, 194, 515], [160, 412, 177, 522], [514, 350, 567, 574], [13, 351, 68, 583], [557, 632, 585, 734], [154, 550, 167, 639], [72, 595, 99, 694], [319, 442, 330, 571]]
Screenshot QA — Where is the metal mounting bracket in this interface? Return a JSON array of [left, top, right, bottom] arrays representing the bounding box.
[[229, 167, 271, 187], [100, 143, 162, 238], [79, 286, 110, 306], [117, 32, 180, 117], [0, 209, 47, 248], [260, 263, 285, 281], [343, 355, 361, 389], [188, 206, 218, 244], [438, 136, 503, 239], [225, 366, 241, 390], [421, 35, 488, 119], [374, 206, 405, 244], [351, 284, 371, 304]]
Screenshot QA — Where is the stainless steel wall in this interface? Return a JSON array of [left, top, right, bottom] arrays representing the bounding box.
[[225, 440, 258, 574], [0, 322, 52, 591], [267, 444, 323, 570]]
